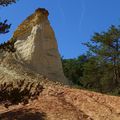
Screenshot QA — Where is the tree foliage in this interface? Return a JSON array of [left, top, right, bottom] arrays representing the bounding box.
[[0, 0, 18, 36], [84, 25, 120, 89], [0, 0, 18, 6], [62, 25, 120, 95], [0, 20, 11, 34], [62, 55, 88, 86]]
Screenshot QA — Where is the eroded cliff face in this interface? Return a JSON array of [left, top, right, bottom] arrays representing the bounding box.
[[13, 8, 68, 84]]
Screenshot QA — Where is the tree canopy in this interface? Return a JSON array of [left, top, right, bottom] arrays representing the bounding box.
[[62, 25, 120, 95], [84, 25, 120, 86]]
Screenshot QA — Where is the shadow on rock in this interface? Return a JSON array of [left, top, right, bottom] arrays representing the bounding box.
[[0, 108, 46, 120]]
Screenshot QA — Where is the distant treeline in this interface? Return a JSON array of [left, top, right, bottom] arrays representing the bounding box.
[[62, 25, 120, 96]]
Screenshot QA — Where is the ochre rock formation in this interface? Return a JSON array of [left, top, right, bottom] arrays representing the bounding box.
[[13, 8, 68, 84]]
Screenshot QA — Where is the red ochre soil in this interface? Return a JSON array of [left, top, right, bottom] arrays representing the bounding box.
[[0, 85, 120, 120]]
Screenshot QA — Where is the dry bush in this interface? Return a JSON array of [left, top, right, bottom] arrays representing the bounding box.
[[0, 80, 44, 108], [0, 38, 16, 52]]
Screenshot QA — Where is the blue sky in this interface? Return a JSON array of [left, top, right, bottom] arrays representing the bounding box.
[[0, 0, 120, 58]]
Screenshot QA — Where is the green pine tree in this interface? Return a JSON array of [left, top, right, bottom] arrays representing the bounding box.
[[82, 25, 120, 93]]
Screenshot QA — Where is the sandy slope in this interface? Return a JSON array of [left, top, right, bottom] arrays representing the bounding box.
[[0, 84, 120, 120]]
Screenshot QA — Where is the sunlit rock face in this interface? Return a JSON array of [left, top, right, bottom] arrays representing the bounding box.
[[14, 8, 68, 84]]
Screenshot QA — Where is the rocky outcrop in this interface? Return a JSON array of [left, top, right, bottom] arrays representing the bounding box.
[[12, 8, 68, 84]]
